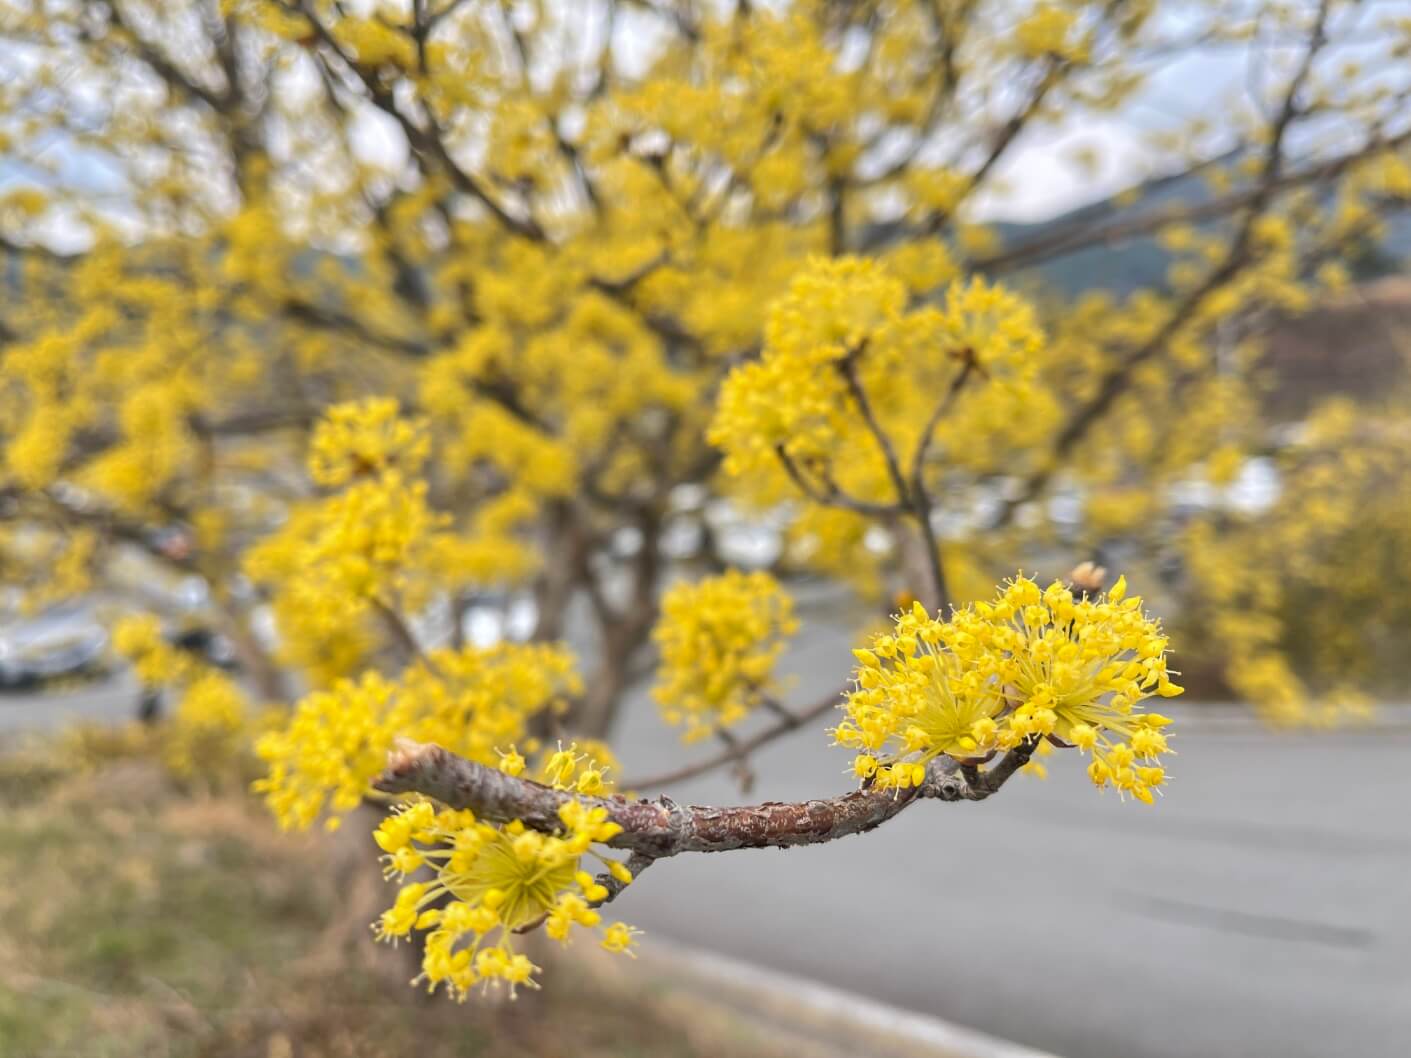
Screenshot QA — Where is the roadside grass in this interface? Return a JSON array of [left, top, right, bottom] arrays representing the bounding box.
[[0, 750, 818, 1058]]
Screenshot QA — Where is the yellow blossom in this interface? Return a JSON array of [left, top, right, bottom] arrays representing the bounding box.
[[254, 643, 581, 830], [652, 571, 799, 742], [308, 397, 430, 487], [836, 576, 1179, 803], [373, 801, 640, 998]]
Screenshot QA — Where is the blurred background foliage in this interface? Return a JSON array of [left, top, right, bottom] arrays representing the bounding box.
[[0, 0, 1409, 774]]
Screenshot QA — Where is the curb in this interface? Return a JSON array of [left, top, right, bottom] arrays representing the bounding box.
[[637, 937, 1061, 1058]]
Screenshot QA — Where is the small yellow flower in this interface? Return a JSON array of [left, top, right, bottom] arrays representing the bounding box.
[[255, 643, 580, 831], [836, 574, 1178, 804], [308, 397, 430, 487], [652, 570, 798, 742], [373, 800, 644, 998], [497, 746, 526, 776], [600, 922, 641, 957]]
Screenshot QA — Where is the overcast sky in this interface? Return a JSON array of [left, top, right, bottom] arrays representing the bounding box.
[[978, 33, 1250, 221], [3, 3, 1401, 239]]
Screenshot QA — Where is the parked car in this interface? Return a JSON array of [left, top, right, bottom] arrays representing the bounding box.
[[0, 602, 110, 692]]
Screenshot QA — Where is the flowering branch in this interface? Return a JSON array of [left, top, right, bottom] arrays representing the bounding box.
[[370, 597, 442, 678], [772, 444, 902, 517], [987, 2, 1341, 533], [373, 737, 1036, 862], [837, 351, 951, 612], [975, 123, 1411, 275]]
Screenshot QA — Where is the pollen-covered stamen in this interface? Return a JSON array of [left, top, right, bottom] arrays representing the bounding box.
[[371, 795, 641, 1001], [836, 574, 1179, 804]]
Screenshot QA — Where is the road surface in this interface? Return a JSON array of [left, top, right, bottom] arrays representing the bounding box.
[[609, 623, 1411, 1058], [4, 630, 1410, 1058]]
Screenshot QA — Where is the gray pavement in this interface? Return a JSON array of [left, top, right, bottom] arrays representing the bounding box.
[[0, 670, 141, 734], [5, 628, 1410, 1058], [609, 621, 1411, 1058]]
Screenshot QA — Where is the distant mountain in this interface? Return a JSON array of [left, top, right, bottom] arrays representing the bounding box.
[[984, 155, 1411, 298], [978, 160, 1411, 419], [1260, 274, 1411, 419], [8, 151, 1409, 312]]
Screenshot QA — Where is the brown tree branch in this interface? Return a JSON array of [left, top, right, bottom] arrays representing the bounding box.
[[371, 597, 442, 677], [772, 445, 903, 518], [837, 352, 952, 611], [293, 0, 545, 241], [977, 127, 1411, 275], [374, 738, 1034, 862], [986, 2, 1343, 532], [837, 354, 910, 505], [104, 0, 232, 113], [620, 687, 842, 791]]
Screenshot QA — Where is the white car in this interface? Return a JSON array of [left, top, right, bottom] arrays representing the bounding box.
[[0, 601, 109, 691]]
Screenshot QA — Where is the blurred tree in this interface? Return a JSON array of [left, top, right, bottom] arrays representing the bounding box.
[[1, 0, 1410, 994]]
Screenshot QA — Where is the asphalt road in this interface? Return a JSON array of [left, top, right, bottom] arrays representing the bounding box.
[[0, 670, 142, 734], [608, 623, 1411, 1058], [5, 631, 1410, 1058]]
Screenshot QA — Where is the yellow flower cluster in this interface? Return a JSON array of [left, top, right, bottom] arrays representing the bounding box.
[[1013, 3, 1089, 62], [80, 378, 200, 512], [652, 571, 799, 742], [836, 575, 1181, 803], [163, 672, 249, 780], [709, 257, 1053, 506], [512, 739, 622, 798], [244, 404, 539, 685], [6, 407, 69, 491], [276, 474, 447, 605], [335, 16, 417, 71], [111, 614, 254, 782], [111, 613, 187, 685], [255, 643, 581, 831], [0, 526, 98, 614], [709, 257, 902, 481], [256, 670, 397, 829], [307, 397, 430, 488], [374, 755, 639, 998]]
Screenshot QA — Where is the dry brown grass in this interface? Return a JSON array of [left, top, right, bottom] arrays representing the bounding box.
[[0, 753, 899, 1058]]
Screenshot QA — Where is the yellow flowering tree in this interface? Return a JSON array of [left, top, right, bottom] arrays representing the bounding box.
[[2, 0, 1410, 995]]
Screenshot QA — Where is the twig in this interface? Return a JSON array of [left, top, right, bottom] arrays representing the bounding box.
[[772, 446, 902, 517], [375, 739, 1034, 861], [838, 351, 954, 611], [975, 131, 1411, 272], [905, 357, 976, 612], [714, 727, 757, 794], [591, 851, 655, 907], [621, 688, 840, 791], [293, 0, 544, 242], [105, 0, 231, 112], [371, 597, 441, 678], [837, 350, 911, 509], [909, 357, 976, 492], [987, 5, 1339, 533], [967, 736, 1042, 794]]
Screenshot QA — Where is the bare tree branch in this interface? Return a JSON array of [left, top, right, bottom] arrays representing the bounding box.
[[374, 738, 1038, 862], [103, 0, 232, 113], [292, 0, 545, 241], [987, 1, 1343, 531], [838, 352, 951, 611], [621, 687, 842, 791], [772, 445, 903, 518], [371, 597, 442, 677], [978, 128, 1411, 275]]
